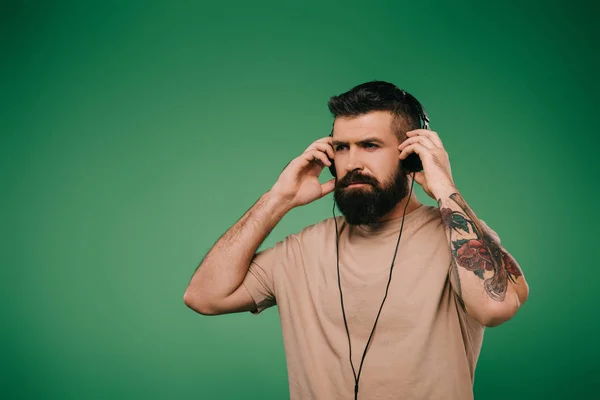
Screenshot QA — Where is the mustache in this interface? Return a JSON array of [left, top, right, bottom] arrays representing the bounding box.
[[337, 171, 379, 188]]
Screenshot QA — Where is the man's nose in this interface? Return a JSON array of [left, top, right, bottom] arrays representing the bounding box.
[[344, 148, 364, 173]]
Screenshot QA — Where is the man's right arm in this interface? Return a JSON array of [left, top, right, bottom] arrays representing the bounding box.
[[183, 190, 291, 315], [183, 137, 336, 315]]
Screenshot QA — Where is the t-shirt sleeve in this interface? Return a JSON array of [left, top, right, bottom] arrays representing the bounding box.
[[242, 236, 297, 315]]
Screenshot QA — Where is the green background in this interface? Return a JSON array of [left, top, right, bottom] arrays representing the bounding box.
[[2, 0, 598, 399]]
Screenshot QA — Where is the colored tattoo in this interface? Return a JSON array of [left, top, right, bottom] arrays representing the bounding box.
[[438, 193, 523, 302]]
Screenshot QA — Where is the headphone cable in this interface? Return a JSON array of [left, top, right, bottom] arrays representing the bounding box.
[[333, 172, 416, 400]]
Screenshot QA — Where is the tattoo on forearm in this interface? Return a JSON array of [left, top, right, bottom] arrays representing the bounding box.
[[438, 193, 523, 302]]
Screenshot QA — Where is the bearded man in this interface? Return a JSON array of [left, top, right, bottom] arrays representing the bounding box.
[[184, 80, 529, 400]]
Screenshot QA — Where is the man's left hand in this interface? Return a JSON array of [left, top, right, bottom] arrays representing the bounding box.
[[398, 129, 456, 200]]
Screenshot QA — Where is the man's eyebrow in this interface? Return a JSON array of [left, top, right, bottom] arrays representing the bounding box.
[[359, 137, 385, 145], [332, 137, 385, 146]]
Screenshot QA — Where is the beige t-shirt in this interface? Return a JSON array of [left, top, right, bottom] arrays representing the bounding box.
[[242, 204, 486, 400]]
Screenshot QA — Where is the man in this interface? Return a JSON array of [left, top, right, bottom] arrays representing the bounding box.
[[184, 81, 529, 399]]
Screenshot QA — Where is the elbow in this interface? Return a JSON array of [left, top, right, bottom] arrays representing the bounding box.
[[183, 290, 196, 309], [479, 294, 523, 327], [183, 289, 218, 316], [518, 278, 530, 305], [480, 312, 513, 328], [476, 278, 530, 327]]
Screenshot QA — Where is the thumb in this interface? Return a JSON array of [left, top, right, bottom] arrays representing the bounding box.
[[412, 172, 426, 186], [320, 178, 336, 197]]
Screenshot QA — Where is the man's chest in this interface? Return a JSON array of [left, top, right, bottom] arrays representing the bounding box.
[[275, 234, 453, 342]]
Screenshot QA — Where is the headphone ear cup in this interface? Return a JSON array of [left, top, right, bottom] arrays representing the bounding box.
[[399, 90, 428, 173], [327, 133, 336, 177], [328, 157, 336, 177], [401, 152, 423, 172]]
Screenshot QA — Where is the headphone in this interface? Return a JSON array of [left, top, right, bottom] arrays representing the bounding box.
[[330, 89, 429, 400], [328, 89, 430, 177]]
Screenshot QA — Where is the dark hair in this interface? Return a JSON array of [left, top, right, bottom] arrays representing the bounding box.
[[327, 80, 423, 139]]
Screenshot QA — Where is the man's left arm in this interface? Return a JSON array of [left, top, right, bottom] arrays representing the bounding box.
[[399, 129, 529, 327]]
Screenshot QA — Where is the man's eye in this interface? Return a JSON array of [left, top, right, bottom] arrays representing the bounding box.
[[335, 145, 347, 151], [365, 143, 378, 148]]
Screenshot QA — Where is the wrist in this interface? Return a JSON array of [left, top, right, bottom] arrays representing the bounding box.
[[264, 190, 294, 217], [432, 182, 459, 201]]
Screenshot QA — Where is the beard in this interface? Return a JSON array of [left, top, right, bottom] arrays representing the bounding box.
[[333, 162, 409, 225]]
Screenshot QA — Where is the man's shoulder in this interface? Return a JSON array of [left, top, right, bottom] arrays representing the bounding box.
[[414, 205, 449, 236], [419, 204, 444, 224], [291, 215, 342, 240]]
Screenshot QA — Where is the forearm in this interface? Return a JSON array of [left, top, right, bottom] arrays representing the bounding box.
[[185, 190, 291, 303], [436, 188, 529, 326]]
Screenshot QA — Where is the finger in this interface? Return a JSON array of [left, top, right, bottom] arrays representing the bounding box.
[[302, 149, 331, 167], [412, 171, 426, 186], [398, 143, 429, 160], [304, 136, 334, 151], [406, 129, 443, 148], [320, 178, 336, 197], [304, 140, 334, 155], [304, 142, 334, 159], [398, 136, 436, 150], [426, 131, 443, 147]]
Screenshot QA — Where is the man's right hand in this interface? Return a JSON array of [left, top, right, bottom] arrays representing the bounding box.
[[270, 136, 336, 210]]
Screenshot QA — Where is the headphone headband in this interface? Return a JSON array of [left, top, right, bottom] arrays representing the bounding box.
[[400, 90, 429, 130]]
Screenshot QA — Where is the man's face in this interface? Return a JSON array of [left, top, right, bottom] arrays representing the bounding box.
[[331, 111, 409, 225]]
